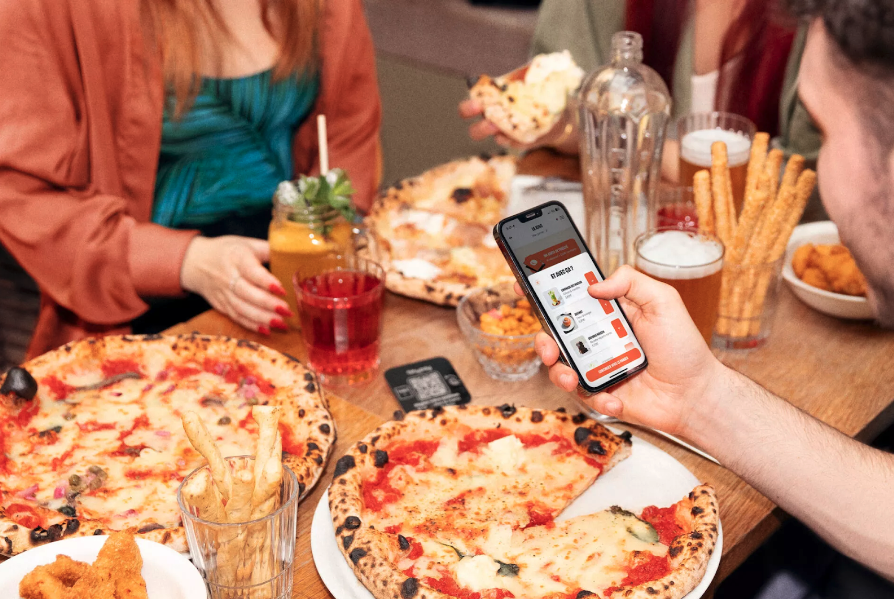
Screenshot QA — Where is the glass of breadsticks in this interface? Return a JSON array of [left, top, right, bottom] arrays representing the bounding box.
[[690, 133, 817, 348], [177, 407, 298, 599]]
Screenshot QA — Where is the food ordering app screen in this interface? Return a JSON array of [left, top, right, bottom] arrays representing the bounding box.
[[502, 205, 645, 388]]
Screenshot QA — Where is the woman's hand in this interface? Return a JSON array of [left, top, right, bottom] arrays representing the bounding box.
[[523, 266, 727, 439], [458, 99, 579, 154], [180, 236, 292, 335]]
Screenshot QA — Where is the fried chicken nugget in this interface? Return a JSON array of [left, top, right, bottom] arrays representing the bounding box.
[[92, 531, 148, 599], [801, 267, 831, 291], [829, 261, 868, 296], [69, 563, 116, 597], [19, 555, 91, 599], [791, 244, 813, 278]]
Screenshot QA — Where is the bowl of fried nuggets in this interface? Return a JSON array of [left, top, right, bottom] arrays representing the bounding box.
[[782, 221, 874, 320], [0, 531, 207, 599]]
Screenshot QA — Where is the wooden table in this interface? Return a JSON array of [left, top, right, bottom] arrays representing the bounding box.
[[166, 286, 894, 599], [165, 149, 894, 598]]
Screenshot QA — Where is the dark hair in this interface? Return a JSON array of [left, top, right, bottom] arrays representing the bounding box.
[[787, 0, 894, 68], [626, 0, 795, 135], [788, 0, 894, 148]]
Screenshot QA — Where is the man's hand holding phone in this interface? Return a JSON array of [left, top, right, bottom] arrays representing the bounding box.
[[523, 265, 727, 440]]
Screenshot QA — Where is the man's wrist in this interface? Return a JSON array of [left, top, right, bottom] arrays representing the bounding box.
[[679, 361, 740, 451]]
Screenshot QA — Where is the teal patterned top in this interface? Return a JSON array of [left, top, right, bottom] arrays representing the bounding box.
[[153, 69, 318, 229]]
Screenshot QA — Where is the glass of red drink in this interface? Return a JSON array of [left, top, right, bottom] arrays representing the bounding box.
[[293, 256, 385, 385], [655, 185, 699, 231]]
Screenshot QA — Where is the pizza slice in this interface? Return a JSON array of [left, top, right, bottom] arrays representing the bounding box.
[[469, 51, 585, 145], [386, 486, 718, 599]]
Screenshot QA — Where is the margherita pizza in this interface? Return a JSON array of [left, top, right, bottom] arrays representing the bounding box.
[[365, 155, 516, 306], [329, 405, 718, 599], [0, 334, 335, 555]]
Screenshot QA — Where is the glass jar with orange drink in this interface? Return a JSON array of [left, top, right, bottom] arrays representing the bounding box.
[[269, 176, 356, 324]]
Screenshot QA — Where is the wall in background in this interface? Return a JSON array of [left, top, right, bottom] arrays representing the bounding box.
[[365, 0, 538, 184]]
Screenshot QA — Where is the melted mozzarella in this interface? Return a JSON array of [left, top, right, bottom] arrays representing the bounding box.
[[2, 365, 264, 530], [392, 258, 443, 281]]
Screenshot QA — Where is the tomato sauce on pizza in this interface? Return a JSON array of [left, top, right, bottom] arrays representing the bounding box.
[[0, 335, 334, 556]]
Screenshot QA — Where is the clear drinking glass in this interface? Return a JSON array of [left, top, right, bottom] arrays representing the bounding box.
[[635, 228, 725, 344], [655, 186, 698, 231], [578, 31, 672, 276], [293, 255, 386, 385], [178, 457, 298, 599], [713, 256, 785, 350], [676, 112, 756, 213]]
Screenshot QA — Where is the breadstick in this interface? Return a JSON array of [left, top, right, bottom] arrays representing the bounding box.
[[225, 467, 255, 523], [732, 157, 810, 336], [745, 169, 817, 335], [764, 148, 784, 201], [717, 170, 773, 335], [693, 170, 714, 234], [710, 142, 736, 247], [182, 412, 232, 501], [181, 468, 226, 523], [251, 431, 283, 519], [743, 133, 770, 209], [250, 406, 281, 513]]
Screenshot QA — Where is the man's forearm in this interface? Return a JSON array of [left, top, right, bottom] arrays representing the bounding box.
[[687, 366, 894, 578]]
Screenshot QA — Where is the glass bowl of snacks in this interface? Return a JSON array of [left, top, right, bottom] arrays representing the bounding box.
[[456, 282, 542, 382]]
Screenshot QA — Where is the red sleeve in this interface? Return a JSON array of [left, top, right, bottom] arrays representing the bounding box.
[[293, 0, 383, 212], [0, 0, 196, 326]]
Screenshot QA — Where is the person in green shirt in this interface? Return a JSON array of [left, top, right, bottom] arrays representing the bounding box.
[[460, 0, 826, 220]]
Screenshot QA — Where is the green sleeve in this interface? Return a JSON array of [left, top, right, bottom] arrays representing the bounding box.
[[531, 0, 626, 73], [777, 23, 821, 164]]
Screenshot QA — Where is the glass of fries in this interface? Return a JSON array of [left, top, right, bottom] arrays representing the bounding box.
[[177, 456, 299, 599]]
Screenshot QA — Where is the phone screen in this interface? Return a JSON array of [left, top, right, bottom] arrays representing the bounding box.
[[499, 203, 646, 391]]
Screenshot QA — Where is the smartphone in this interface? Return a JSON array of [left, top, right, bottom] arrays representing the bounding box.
[[494, 201, 647, 394]]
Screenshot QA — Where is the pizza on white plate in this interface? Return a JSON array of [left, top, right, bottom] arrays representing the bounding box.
[[365, 155, 517, 306], [0, 334, 335, 555], [330, 405, 719, 599]]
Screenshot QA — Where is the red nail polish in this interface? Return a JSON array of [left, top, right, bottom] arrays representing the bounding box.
[[258, 325, 271, 335], [275, 305, 293, 318], [270, 318, 288, 331], [269, 283, 287, 296]]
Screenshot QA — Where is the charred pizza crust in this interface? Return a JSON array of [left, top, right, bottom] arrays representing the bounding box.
[[0, 334, 335, 555], [365, 155, 516, 307], [607, 485, 719, 599], [329, 404, 632, 599]]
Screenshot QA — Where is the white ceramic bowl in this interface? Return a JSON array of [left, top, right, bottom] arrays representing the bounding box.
[[782, 221, 874, 320]]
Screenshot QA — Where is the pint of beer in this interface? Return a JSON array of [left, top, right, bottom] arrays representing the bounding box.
[[635, 228, 725, 344], [677, 112, 755, 214]]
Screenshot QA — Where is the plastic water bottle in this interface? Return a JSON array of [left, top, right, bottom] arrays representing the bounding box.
[[577, 31, 671, 274]]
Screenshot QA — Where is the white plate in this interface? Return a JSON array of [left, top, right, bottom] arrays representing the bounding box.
[[782, 221, 874, 320], [311, 433, 722, 599], [0, 536, 208, 599]]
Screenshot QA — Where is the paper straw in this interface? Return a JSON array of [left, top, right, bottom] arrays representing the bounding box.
[[317, 114, 329, 174]]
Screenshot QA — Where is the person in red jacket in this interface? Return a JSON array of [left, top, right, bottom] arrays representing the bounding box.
[[0, 0, 381, 357]]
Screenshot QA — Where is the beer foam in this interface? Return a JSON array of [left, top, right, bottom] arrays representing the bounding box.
[[637, 230, 723, 279], [681, 129, 751, 167]]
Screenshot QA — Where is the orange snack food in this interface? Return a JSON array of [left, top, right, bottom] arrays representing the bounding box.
[[479, 299, 542, 336], [792, 243, 867, 296]]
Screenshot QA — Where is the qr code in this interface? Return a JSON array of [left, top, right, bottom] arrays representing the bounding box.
[[407, 372, 450, 401]]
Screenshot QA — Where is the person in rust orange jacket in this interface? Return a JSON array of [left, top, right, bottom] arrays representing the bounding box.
[[0, 0, 381, 358]]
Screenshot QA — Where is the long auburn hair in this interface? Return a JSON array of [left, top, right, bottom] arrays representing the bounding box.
[[140, 0, 320, 117], [626, 0, 795, 135]]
